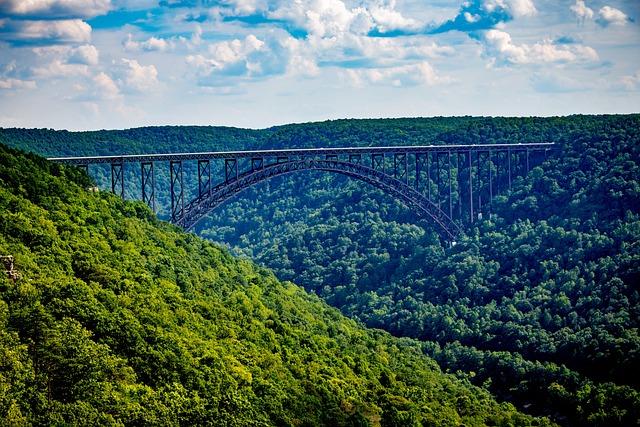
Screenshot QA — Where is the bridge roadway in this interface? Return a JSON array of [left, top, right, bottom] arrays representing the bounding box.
[[49, 142, 555, 241], [48, 143, 553, 164]]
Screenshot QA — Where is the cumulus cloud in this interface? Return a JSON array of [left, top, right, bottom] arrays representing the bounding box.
[[432, 0, 536, 34], [597, 6, 629, 27], [124, 34, 172, 52], [69, 45, 100, 65], [570, 2, 630, 27], [30, 45, 99, 78], [194, 0, 422, 37], [2, 19, 92, 44], [342, 61, 452, 87], [480, 29, 599, 68], [0, 0, 112, 19], [186, 32, 298, 85], [0, 77, 37, 90], [570, 1, 594, 24], [92, 71, 120, 100], [312, 33, 453, 69], [31, 59, 90, 78], [112, 58, 161, 93]]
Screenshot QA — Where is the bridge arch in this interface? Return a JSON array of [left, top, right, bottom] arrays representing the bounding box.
[[49, 142, 554, 244], [176, 158, 462, 241]]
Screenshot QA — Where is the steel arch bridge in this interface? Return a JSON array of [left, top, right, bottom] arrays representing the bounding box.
[[49, 143, 554, 241]]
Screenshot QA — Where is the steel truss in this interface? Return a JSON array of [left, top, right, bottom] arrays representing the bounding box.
[[176, 159, 462, 240], [49, 142, 555, 241]]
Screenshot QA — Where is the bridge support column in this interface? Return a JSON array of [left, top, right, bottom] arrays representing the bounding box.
[[448, 152, 453, 220], [372, 153, 384, 172], [489, 151, 494, 205], [141, 162, 155, 212], [170, 161, 184, 222], [198, 160, 211, 199], [495, 150, 507, 196], [436, 153, 443, 211], [435, 152, 453, 219], [394, 153, 408, 185], [468, 151, 473, 224], [415, 154, 428, 198], [477, 151, 490, 217], [427, 153, 431, 203], [508, 149, 512, 189], [111, 163, 124, 200], [225, 158, 238, 182]]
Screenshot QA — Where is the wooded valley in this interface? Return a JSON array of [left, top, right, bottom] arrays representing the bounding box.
[[1, 114, 638, 425]]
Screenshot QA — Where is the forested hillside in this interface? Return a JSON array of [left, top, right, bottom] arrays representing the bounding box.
[[2, 115, 639, 425], [0, 143, 553, 425]]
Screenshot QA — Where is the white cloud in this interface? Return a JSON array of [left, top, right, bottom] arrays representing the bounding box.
[[570, 2, 629, 27], [69, 45, 99, 65], [342, 61, 452, 87], [0, 59, 36, 91], [190, 25, 203, 46], [30, 44, 98, 77], [178, 25, 204, 50], [187, 34, 276, 85], [597, 6, 628, 27], [570, 1, 594, 24], [5, 19, 91, 43], [617, 70, 640, 90], [209, 35, 264, 65], [0, 0, 112, 18], [298, 0, 355, 37], [367, 3, 423, 33], [92, 71, 120, 100], [31, 59, 90, 78], [481, 29, 599, 68], [464, 12, 481, 24], [488, 0, 537, 18], [124, 34, 172, 52], [112, 58, 161, 93], [288, 55, 321, 78], [261, 0, 421, 37], [0, 77, 37, 90]]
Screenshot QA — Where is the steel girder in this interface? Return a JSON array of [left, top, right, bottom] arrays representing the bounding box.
[[48, 143, 555, 165], [175, 159, 462, 241], [111, 163, 124, 199], [141, 162, 155, 212], [48, 142, 556, 242]]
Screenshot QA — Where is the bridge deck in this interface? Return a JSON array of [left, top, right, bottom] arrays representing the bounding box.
[[48, 143, 555, 165]]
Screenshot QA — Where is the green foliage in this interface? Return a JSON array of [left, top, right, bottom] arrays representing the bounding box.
[[0, 143, 550, 425], [199, 115, 639, 426], [2, 115, 639, 426]]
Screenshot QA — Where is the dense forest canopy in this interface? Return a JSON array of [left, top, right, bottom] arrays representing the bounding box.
[[2, 114, 639, 426], [0, 140, 558, 426]]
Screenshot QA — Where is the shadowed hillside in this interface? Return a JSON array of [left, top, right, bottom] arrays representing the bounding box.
[[0, 143, 555, 425]]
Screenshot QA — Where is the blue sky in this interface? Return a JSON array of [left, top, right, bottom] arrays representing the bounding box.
[[0, 0, 638, 130]]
